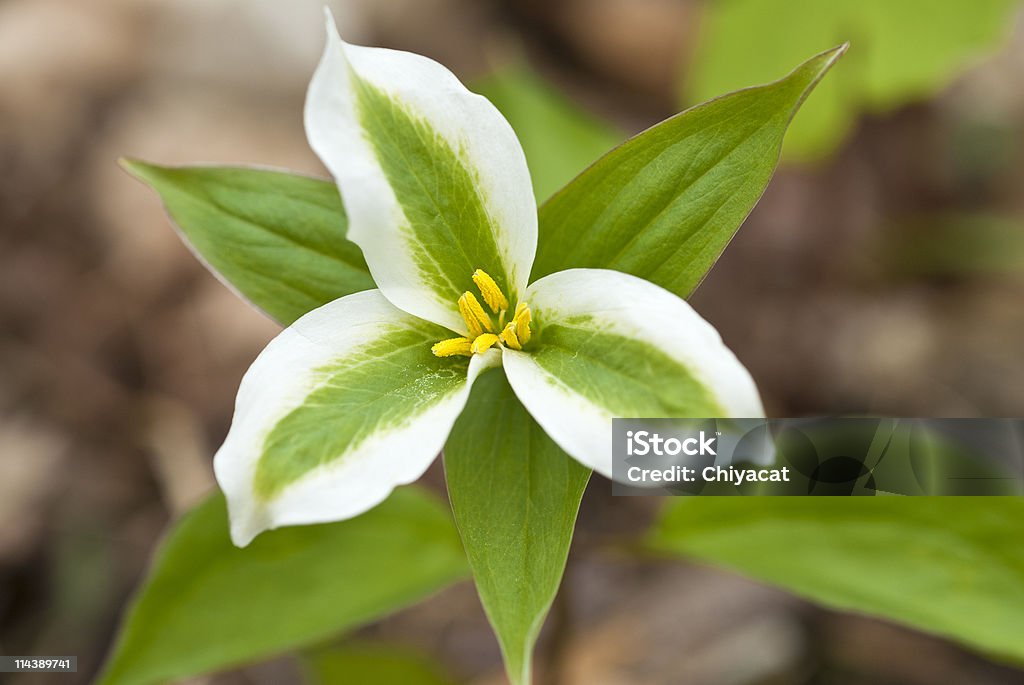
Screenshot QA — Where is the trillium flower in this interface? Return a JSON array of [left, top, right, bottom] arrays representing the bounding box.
[[216, 12, 764, 546]]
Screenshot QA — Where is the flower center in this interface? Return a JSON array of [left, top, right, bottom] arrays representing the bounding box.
[[431, 269, 532, 357]]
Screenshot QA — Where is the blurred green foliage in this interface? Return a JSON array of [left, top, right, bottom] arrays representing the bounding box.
[[99, 488, 467, 685], [688, 0, 1017, 161], [650, 498, 1024, 664], [303, 643, 458, 685], [886, 213, 1024, 279], [476, 63, 622, 202]]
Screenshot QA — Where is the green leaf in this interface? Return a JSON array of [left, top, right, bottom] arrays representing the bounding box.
[[475, 63, 622, 202], [303, 642, 458, 685], [122, 161, 373, 325], [98, 488, 468, 685], [649, 498, 1024, 664], [444, 370, 591, 685], [688, 0, 1016, 162], [532, 45, 845, 296]]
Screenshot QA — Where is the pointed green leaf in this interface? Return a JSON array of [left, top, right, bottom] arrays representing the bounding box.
[[688, 0, 1016, 161], [444, 370, 591, 685], [303, 643, 458, 685], [98, 488, 468, 685], [122, 161, 372, 325], [475, 63, 622, 202], [649, 498, 1024, 664], [531, 46, 845, 295]]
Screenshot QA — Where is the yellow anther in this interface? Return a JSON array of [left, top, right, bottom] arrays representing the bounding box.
[[472, 269, 509, 313], [470, 333, 500, 354], [499, 322, 521, 350], [513, 302, 532, 345], [458, 292, 492, 336], [434, 271, 531, 357], [431, 337, 473, 357]]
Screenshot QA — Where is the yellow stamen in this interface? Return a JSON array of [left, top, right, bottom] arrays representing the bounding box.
[[472, 269, 509, 313], [433, 270, 533, 357], [431, 337, 473, 357], [470, 333, 500, 354], [513, 302, 532, 345], [458, 292, 492, 336], [499, 322, 521, 350]]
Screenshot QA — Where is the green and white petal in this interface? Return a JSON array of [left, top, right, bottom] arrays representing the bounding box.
[[214, 290, 498, 547], [502, 269, 763, 477], [304, 11, 536, 333]]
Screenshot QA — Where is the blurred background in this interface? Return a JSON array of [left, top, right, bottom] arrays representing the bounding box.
[[2, 0, 1024, 683]]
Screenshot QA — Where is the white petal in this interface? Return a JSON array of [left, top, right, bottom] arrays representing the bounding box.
[[214, 289, 497, 546], [503, 269, 763, 477], [304, 10, 536, 332]]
